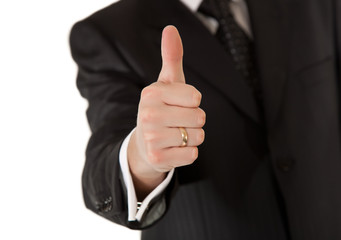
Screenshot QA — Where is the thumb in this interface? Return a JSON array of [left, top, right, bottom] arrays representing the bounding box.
[[159, 25, 185, 83]]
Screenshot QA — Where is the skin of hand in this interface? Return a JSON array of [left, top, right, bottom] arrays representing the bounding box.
[[127, 25, 206, 200]]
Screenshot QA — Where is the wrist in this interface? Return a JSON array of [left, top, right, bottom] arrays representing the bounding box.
[[127, 130, 167, 199]]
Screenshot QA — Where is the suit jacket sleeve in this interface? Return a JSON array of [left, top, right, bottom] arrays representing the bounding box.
[[69, 20, 176, 230]]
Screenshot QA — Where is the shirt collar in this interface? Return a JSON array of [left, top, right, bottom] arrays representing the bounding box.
[[180, 0, 202, 12], [180, 0, 241, 12]]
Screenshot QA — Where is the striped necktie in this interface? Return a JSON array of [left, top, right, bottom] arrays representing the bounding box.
[[199, 0, 262, 101]]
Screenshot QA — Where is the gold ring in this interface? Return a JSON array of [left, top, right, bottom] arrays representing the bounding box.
[[179, 127, 188, 147]]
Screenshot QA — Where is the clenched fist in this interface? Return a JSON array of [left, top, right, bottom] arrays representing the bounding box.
[[128, 26, 206, 199]]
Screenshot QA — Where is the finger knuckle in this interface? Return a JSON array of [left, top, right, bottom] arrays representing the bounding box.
[[192, 147, 199, 160], [141, 87, 151, 99], [140, 107, 156, 123], [148, 150, 162, 165], [145, 138, 159, 153], [143, 130, 158, 141], [184, 148, 198, 165], [141, 85, 160, 99], [191, 89, 202, 106], [144, 139, 154, 152], [196, 108, 206, 126], [145, 141, 153, 155], [197, 129, 205, 144]]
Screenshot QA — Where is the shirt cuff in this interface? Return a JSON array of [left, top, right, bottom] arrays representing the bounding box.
[[119, 128, 175, 222]]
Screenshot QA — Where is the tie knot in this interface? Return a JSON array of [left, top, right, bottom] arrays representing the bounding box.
[[199, 0, 232, 20], [198, 0, 219, 19]]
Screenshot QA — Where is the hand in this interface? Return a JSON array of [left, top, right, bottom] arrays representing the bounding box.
[[128, 26, 206, 199]]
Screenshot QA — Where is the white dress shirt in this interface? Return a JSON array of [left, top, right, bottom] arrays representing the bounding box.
[[119, 0, 252, 222]]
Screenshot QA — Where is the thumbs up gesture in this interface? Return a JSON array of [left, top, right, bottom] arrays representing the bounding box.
[[128, 26, 206, 199]]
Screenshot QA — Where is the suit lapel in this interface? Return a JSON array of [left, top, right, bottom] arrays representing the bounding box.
[[142, 0, 262, 124], [246, 0, 290, 128]]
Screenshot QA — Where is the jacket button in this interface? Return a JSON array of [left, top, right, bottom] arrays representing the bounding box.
[[97, 196, 113, 213], [277, 157, 295, 172]]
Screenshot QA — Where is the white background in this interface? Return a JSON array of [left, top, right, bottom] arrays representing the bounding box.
[[0, 0, 140, 239]]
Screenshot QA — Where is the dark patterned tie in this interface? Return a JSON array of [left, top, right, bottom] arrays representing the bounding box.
[[199, 0, 261, 101]]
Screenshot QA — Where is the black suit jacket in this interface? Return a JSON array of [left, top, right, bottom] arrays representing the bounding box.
[[70, 0, 341, 239]]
